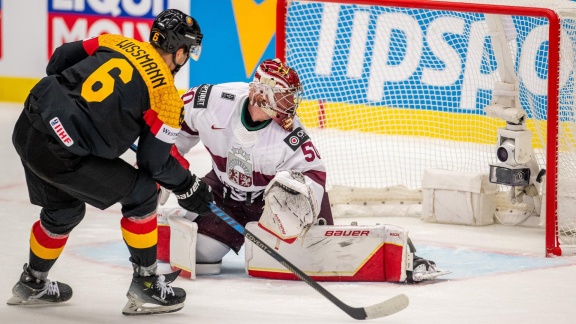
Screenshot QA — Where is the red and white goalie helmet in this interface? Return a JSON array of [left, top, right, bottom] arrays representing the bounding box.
[[249, 58, 303, 131]]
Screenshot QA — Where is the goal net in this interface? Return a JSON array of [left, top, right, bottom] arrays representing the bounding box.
[[277, 0, 576, 256]]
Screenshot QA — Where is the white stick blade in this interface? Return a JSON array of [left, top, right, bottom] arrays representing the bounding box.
[[364, 294, 409, 319]]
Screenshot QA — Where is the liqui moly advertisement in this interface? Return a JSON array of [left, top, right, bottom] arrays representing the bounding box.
[[47, 0, 186, 57]]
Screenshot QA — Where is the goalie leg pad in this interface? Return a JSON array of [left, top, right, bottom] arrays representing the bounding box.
[[245, 222, 409, 282], [167, 214, 198, 279], [157, 224, 170, 263], [383, 225, 409, 282], [162, 208, 230, 278], [157, 207, 189, 263]]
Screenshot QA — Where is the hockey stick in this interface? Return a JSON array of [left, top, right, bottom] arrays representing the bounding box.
[[209, 203, 409, 320]]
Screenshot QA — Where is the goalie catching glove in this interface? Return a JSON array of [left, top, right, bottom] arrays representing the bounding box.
[[258, 170, 318, 244], [173, 175, 214, 215]]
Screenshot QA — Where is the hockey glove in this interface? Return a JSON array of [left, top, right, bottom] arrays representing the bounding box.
[[258, 171, 318, 244], [173, 175, 214, 215]]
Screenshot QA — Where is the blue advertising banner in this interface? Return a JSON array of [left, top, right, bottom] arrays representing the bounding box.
[[283, 3, 565, 118]]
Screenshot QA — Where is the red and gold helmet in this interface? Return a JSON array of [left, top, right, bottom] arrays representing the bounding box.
[[249, 58, 303, 131]]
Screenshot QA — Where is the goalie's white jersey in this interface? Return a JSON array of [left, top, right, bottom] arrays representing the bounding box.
[[178, 82, 327, 205]]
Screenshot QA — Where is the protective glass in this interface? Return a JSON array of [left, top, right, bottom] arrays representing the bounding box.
[[189, 44, 202, 61]]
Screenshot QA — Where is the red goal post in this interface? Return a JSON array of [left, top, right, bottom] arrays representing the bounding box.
[[276, 0, 576, 256]]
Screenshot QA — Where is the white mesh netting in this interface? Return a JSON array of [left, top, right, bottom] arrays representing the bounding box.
[[280, 0, 576, 255]]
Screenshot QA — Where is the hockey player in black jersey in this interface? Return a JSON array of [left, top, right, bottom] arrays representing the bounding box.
[[8, 9, 214, 315]]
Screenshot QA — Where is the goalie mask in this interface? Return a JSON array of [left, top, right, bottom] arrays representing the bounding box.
[[249, 59, 303, 131]]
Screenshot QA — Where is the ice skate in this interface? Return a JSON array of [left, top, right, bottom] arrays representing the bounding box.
[[6, 263, 73, 305], [122, 269, 186, 315], [407, 256, 451, 283]]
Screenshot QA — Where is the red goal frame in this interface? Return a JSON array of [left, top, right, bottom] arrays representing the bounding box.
[[276, 0, 562, 256]]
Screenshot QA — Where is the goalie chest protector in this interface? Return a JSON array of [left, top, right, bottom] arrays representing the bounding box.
[[244, 222, 409, 282]]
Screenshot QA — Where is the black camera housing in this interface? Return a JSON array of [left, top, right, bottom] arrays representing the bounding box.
[[489, 163, 531, 186]]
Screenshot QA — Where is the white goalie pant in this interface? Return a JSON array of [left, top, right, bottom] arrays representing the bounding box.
[[158, 207, 230, 279], [245, 222, 411, 282]]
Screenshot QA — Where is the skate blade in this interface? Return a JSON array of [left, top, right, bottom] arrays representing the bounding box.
[[6, 295, 63, 306], [413, 270, 452, 281], [122, 298, 184, 316], [6, 295, 25, 305]]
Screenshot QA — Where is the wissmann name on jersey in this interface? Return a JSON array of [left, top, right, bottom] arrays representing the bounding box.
[[115, 40, 168, 89]]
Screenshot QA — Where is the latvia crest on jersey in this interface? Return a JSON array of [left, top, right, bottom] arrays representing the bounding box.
[[227, 147, 253, 187]]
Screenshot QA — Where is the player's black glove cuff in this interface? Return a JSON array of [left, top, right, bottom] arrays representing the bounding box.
[[173, 175, 214, 215]]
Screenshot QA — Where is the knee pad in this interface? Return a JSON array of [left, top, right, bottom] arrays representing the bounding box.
[[196, 233, 231, 263]]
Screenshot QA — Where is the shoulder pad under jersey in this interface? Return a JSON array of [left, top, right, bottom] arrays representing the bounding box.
[[283, 127, 310, 151], [193, 84, 213, 108]]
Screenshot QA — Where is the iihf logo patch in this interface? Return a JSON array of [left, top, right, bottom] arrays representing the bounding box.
[[49, 117, 74, 147], [284, 127, 309, 151]]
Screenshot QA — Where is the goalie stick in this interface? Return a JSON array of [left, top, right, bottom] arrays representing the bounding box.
[[209, 203, 409, 320]]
